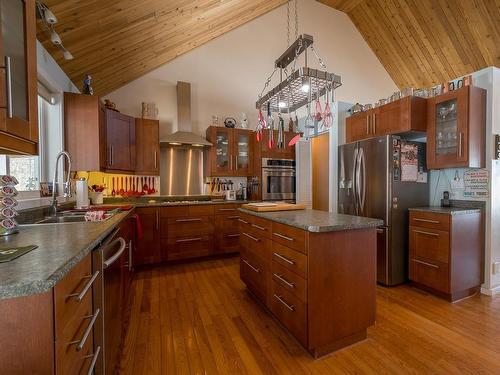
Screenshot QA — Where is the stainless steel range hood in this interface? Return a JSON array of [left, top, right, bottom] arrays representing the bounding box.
[[160, 81, 212, 147]]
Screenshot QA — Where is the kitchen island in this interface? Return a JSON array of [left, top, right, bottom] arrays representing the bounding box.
[[238, 208, 383, 357]]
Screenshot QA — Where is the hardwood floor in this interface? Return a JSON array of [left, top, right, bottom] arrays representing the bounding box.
[[120, 256, 500, 374]]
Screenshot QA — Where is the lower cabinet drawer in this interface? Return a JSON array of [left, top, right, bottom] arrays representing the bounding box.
[[409, 258, 449, 293], [167, 216, 214, 237], [240, 249, 267, 303], [271, 242, 307, 279], [240, 230, 272, 263], [271, 260, 307, 303], [55, 296, 97, 375], [215, 232, 241, 254], [409, 226, 449, 264], [269, 281, 307, 346], [166, 235, 213, 260]]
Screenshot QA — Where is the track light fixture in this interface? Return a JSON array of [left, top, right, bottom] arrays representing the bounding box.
[[36, 1, 74, 61]]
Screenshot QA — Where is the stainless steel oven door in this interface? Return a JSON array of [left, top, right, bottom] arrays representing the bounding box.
[[262, 168, 296, 201]]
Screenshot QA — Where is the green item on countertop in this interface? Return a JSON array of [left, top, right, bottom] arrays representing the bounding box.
[[0, 245, 38, 263]]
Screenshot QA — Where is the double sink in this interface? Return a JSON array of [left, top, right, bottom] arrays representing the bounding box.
[[31, 211, 114, 225]]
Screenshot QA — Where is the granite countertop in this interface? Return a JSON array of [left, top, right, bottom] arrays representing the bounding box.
[[409, 207, 482, 215], [239, 208, 383, 232], [100, 197, 256, 207], [0, 210, 131, 300]]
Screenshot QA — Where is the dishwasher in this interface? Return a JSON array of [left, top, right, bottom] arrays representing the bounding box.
[[92, 228, 130, 375]]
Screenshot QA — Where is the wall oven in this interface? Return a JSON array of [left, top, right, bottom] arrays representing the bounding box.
[[261, 158, 296, 201]]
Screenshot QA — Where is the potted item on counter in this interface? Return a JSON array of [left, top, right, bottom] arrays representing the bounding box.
[[89, 184, 105, 205]]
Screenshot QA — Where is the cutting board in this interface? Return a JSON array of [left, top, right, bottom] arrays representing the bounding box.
[[241, 203, 307, 212]]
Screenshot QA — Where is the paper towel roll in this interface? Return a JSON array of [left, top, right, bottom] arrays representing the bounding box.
[[76, 178, 89, 209]]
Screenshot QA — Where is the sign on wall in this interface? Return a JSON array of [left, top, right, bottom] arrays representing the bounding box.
[[463, 169, 489, 198]]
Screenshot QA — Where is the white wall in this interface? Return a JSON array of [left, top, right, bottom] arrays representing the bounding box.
[[104, 0, 397, 140]]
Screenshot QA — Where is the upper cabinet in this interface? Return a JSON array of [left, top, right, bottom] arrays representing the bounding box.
[[0, 0, 38, 155], [346, 96, 427, 143], [427, 86, 485, 169], [64, 92, 136, 172], [135, 118, 159, 175], [206, 126, 253, 177]]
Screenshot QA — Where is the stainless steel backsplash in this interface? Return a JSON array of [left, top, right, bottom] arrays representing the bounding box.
[[160, 146, 205, 196]]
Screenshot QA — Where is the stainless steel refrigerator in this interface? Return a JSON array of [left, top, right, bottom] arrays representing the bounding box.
[[338, 135, 429, 286]]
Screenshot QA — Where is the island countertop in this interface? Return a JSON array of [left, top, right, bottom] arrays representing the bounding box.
[[409, 206, 482, 215], [239, 208, 383, 232]]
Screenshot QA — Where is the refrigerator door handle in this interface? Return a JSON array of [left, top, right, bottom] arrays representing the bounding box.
[[359, 147, 366, 215], [355, 148, 362, 215], [352, 147, 359, 215]]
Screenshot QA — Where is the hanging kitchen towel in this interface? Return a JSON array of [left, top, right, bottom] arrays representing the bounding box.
[[0, 245, 38, 263], [131, 214, 143, 240]]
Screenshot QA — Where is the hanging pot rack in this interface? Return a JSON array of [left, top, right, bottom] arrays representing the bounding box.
[[255, 34, 342, 114]]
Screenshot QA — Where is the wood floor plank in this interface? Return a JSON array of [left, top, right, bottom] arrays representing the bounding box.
[[120, 256, 500, 374]]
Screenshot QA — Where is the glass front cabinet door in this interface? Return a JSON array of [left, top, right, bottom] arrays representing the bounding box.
[[427, 86, 485, 169], [233, 129, 251, 176], [213, 127, 231, 175], [0, 0, 38, 154]]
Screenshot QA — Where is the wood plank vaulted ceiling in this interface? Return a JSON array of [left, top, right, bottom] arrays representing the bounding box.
[[38, 0, 500, 95]]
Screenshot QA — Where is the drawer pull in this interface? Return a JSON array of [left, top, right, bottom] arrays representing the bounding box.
[[274, 232, 294, 242], [176, 237, 202, 243], [273, 273, 295, 289], [376, 228, 384, 234], [70, 308, 100, 351], [238, 218, 249, 224], [273, 252, 295, 265], [242, 258, 260, 273], [242, 232, 260, 242], [414, 218, 440, 224], [273, 294, 294, 311], [85, 345, 101, 375], [219, 208, 236, 211], [227, 233, 240, 238], [176, 218, 202, 222], [411, 259, 439, 269], [413, 229, 439, 237], [227, 216, 240, 219], [68, 271, 100, 302], [252, 224, 267, 231]]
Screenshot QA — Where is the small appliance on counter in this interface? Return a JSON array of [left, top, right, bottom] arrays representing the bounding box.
[[225, 190, 236, 201], [75, 177, 89, 209], [442, 191, 451, 207]]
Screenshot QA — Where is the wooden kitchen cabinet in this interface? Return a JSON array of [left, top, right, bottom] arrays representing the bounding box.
[[0, 0, 38, 155], [346, 96, 427, 143], [426, 86, 485, 169], [214, 203, 242, 254], [239, 211, 376, 357], [206, 126, 253, 176], [409, 209, 483, 301], [135, 118, 159, 175], [64, 92, 136, 172], [135, 207, 161, 265]]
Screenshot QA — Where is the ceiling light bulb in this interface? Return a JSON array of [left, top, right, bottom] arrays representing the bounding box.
[[44, 8, 58, 24], [278, 101, 287, 108], [300, 83, 310, 93], [63, 50, 73, 60], [50, 31, 62, 45]]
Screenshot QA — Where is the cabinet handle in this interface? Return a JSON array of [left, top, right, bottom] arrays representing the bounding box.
[[413, 229, 439, 237], [273, 273, 295, 289], [273, 252, 295, 265], [273, 294, 294, 311], [227, 215, 240, 219], [5, 56, 12, 118], [235, 155, 238, 170], [373, 113, 377, 134], [366, 116, 370, 135], [219, 208, 236, 211], [85, 346, 101, 375], [376, 228, 384, 234], [176, 218, 202, 222], [155, 211, 159, 230], [458, 133, 463, 157], [70, 308, 100, 351], [154, 150, 158, 169], [68, 271, 100, 302], [414, 218, 440, 224], [411, 258, 439, 269], [110, 146, 114, 165], [238, 218, 249, 224], [128, 240, 133, 271], [227, 233, 240, 238], [252, 223, 267, 231], [242, 232, 260, 242], [176, 237, 202, 243], [274, 232, 294, 241], [242, 258, 260, 273]]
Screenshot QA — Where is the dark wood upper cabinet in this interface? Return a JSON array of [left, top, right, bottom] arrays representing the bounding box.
[[0, 0, 38, 155], [346, 96, 427, 143], [206, 126, 253, 177], [64, 92, 135, 172], [135, 118, 159, 175], [426, 86, 485, 169]]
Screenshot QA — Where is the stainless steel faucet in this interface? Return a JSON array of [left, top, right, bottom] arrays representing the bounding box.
[[49, 151, 72, 216]]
